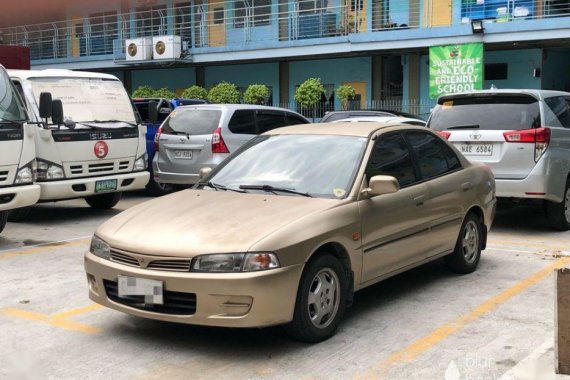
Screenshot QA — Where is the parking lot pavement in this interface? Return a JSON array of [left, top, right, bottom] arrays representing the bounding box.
[[1, 196, 570, 379]]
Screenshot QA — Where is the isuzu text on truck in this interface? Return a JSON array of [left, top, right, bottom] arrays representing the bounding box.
[[0, 65, 40, 233], [8, 69, 149, 220]]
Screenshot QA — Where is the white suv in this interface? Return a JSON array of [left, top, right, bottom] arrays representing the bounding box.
[[428, 89, 570, 230]]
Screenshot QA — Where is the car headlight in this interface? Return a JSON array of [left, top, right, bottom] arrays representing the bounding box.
[[90, 235, 111, 260], [192, 252, 280, 273], [133, 154, 147, 172], [37, 160, 64, 180], [14, 160, 36, 184]]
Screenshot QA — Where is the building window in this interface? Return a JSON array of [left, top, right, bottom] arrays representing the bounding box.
[[214, 7, 225, 24], [175, 2, 192, 42], [234, 0, 271, 28], [298, 0, 328, 13], [485, 63, 508, 81], [90, 11, 117, 55], [136, 5, 167, 37]]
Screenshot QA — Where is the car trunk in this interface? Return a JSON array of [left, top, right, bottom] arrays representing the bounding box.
[[429, 93, 542, 180]]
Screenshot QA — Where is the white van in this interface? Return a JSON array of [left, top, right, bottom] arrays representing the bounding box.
[[8, 69, 149, 220], [0, 65, 40, 234]]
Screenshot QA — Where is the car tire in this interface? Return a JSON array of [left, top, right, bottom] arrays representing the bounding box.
[[445, 213, 482, 274], [545, 180, 570, 231], [85, 192, 122, 210], [285, 254, 348, 343], [0, 211, 7, 234], [7, 206, 32, 222], [145, 175, 174, 197]]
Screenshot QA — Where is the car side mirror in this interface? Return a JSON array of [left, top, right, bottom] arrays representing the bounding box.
[[39, 92, 53, 119], [362, 175, 400, 197], [199, 167, 212, 180], [51, 100, 64, 126], [148, 101, 158, 124]]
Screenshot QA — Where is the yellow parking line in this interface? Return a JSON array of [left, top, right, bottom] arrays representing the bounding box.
[[51, 303, 102, 320], [0, 238, 90, 261], [1, 305, 102, 334], [362, 256, 570, 379], [487, 240, 566, 251]]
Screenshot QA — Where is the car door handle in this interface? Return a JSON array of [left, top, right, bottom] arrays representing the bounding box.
[[413, 195, 425, 206], [461, 182, 472, 191]]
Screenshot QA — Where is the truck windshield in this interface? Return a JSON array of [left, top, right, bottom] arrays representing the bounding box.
[[0, 68, 27, 126], [29, 77, 136, 124]]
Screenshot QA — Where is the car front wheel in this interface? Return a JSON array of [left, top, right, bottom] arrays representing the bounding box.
[[85, 192, 122, 210], [7, 206, 31, 222], [0, 211, 7, 234], [285, 254, 347, 343], [445, 213, 482, 274]]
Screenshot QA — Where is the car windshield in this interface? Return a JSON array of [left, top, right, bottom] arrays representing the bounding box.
[[429, 95, 541, 131], [29, 77, 136, 124], [209, 134, 367, 199], [0, 69, 27, 127], [162, 108, 221, 135]]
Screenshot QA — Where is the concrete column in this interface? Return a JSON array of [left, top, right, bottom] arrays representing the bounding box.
[[196, 65, 205, 88], [123, 69, 132, 94], [279, 61, 289, 106], [407, 53, 420, 101], [372, 55, 382, 101]]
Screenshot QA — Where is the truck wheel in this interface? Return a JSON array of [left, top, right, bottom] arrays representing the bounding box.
[[545, 181, 570, 231], [145, 176, 174, 197], [445, 213, 482, 274], [285, 254, 348, 343], [85, 192, 122, 210], [0, 211, 7, 234], [8, 207, 32, 222]]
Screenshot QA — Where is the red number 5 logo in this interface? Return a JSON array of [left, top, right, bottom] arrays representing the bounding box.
[[94, 141, 109, 159]]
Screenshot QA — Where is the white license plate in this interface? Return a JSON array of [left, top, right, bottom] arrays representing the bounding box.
[[174, 150, 193, 159], [117, 275, 163, 304], [459, 143, 493, 156]]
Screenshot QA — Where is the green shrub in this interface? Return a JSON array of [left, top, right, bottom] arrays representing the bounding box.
[[244, 84, 269, 105], [294, 78, 324, 120], [132, 85, 156, 98], [181, 85, 208, 100], [336, 85, 356, 110], [153, 87, 177, 99], [208, 82, 240, 104]]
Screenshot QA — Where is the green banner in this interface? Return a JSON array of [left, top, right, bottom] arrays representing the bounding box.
[[429, 43, 483, 99]]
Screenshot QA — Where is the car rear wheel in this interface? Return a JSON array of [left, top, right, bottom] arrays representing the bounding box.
[[0, 211, 7, 233], [145, 175, 174, 197], [285, 254, 347, 343], [7, 206, 32, 222], [85, 192, 122, 210], [545, 180, 570, 231], [445, 213, 482, 274]]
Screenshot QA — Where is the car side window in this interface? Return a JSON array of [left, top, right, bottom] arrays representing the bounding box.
[[365, 133, 418, 187], [11, 81, 29, 113], [545, 96, 570, 128], [405, 132, 461, 180], [228, 110, 257, 134], [286, 113, 309, 125], [256, 111, 287, 134]]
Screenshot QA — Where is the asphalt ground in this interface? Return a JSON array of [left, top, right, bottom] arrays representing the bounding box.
[[1, 191, 569, 380]]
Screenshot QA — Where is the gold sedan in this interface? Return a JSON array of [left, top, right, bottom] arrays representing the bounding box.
[[85, 122, 496, 342]]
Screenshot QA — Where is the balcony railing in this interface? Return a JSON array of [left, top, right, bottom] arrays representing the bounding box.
[[1, 0, 568, 61]]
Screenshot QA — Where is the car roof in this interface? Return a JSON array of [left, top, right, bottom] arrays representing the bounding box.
[[8, 69, 120, 81], [265, 121, 427, 137], [173, 104, 309, 119], [332, 116, 425, 124], [439, 89, 570, 102]]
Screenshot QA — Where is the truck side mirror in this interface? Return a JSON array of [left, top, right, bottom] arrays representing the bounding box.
[[51, 100, 64, 126], [148, 100, 158, 124], [39, 92, 53, 119]]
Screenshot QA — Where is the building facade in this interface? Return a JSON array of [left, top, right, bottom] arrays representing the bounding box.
[[1, 0, 570, 118]]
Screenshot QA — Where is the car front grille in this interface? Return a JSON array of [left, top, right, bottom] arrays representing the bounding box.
[[147, 259, 192, 272], [110, 250, 139, 267], [103, 280, 197, 315], [0, 170, 9, 182], [109, 249, 192, 272]]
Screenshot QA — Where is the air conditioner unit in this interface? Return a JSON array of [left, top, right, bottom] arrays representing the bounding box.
[[153, 35, 182, 60], [125, 37, 152, 61]]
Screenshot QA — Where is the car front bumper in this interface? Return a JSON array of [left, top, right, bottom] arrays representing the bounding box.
[[84, 251, 303, 328], [39, 172, 150, 201], [0, 184, 41, 212]]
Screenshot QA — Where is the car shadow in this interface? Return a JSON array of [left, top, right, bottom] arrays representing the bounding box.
[[492, 204, 551, 232], [14, 204, 123, 225]]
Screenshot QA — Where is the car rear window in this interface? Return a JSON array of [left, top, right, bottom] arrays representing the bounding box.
[[429, 95, 541, 131], [162, 108, 221, 135]]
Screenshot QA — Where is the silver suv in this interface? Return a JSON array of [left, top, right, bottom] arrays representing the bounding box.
[[152, 104, 310, 186], [428, 89, 570, 231]]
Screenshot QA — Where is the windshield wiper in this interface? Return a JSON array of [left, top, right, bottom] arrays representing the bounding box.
[[238, 184, 313, 197], [0, 118, 25, 126], [198, 181, 247, 193], [88, 120, 138, 127], [165, 130, 190, 138], [446, 124, 480, 130]]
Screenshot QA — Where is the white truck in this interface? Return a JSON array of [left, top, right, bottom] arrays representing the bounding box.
[[8, 69, 149, 220], [0, 65, 40, 234]]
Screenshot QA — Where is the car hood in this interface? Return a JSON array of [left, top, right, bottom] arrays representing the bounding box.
[[96, 189, 339, 257]]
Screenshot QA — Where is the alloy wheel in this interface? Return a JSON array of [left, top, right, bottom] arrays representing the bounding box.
[[307, 268, 340, 329], [462, 220, 479, 264]]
